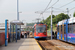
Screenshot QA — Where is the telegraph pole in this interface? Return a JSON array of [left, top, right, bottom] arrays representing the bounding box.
[[51, 7, 53, 40]]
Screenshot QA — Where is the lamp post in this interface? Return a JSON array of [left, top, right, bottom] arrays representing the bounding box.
[[17, 0, 19, 20]]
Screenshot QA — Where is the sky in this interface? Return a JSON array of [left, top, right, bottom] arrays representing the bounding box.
[[0, 0, 75, 23]]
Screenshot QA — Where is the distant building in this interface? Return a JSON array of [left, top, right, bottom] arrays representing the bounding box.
[[0, 23, 10, 32], [21, 23, 26, 29], [21, 23, 33, 31], [0, 23, 5, 32], [0, 23, 5, 30]]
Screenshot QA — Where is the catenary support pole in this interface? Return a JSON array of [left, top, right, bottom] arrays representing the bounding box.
[[66, 8, 69, 42], [51, 7, 53, 40]]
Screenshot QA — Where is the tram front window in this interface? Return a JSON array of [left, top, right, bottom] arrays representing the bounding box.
[[36, 25, 46, 33]]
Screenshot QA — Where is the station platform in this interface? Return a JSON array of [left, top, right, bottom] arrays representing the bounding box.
[[0, 38, 42, 50]]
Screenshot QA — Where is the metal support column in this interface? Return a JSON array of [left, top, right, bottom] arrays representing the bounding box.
[[51, 7, 53, 40], [13, 25, 14, 41], [16, 24, 17, 42], [5, 20, 8, 46], [66, 8, 69, 42], [17, 0, 19, 20]]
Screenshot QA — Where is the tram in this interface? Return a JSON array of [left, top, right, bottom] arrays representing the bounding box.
[[33, 22, 47, 39], [57, 17, 75, 44]]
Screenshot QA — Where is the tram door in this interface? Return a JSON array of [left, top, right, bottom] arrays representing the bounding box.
[[59, 25, 61, 39], [62, 24, 64, 40]]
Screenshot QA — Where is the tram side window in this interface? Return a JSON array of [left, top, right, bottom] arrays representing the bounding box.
[[73, 24, 75, 33], [33, 28, 34, 33], [64, 25, 66, 34], [68, 25, 69, 33], [71, 25, 73, 33], [57, 26, 59, 32], [34, 27, 36, 32], [68, 25, 71, 33], [68, 25, 73, 33]]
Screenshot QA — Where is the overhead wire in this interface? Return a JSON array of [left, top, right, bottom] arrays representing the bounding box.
[[35, 0, 52, 21], [36, 0, 52, 22], [53, 7, 65, 11], [36, 0, 59, 14], [46, 0, 59, 11], [36, 0, 75, 16], [43, 0, 75, 13], [41, 0, 52, 14], [59, 0, 74, 8], [69, 7, 75, 11], [52, 7, 66, 13], [46, 0, 75, 13]]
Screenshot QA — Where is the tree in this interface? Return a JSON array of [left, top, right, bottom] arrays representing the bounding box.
[[43, 15, 55, 29], [73, 12, 75, 17], [42, 13, 69, 29], [55, 13, 69, 23]]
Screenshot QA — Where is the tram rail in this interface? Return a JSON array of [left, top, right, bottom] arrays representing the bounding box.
[[36, 38, 75, 50], [36, 39, 60, 50]]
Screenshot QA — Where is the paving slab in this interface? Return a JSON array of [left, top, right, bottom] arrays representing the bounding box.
[[0, 38, 42, 50]]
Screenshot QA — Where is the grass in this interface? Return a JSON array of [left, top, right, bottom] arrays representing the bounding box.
[[47, 26, 57, 36], [47, 30, 51, 36]]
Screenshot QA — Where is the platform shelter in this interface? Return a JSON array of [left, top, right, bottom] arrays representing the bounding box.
[[10, 20, 24, 42]]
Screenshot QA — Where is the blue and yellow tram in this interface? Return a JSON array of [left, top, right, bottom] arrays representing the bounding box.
[[57, 17, 75, 44]]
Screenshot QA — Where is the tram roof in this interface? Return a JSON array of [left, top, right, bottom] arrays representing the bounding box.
[[33, 22, 46, 27], [57, 17, 75, 25], [36, 22, 44, 24], [10, 20, 24, 25]]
